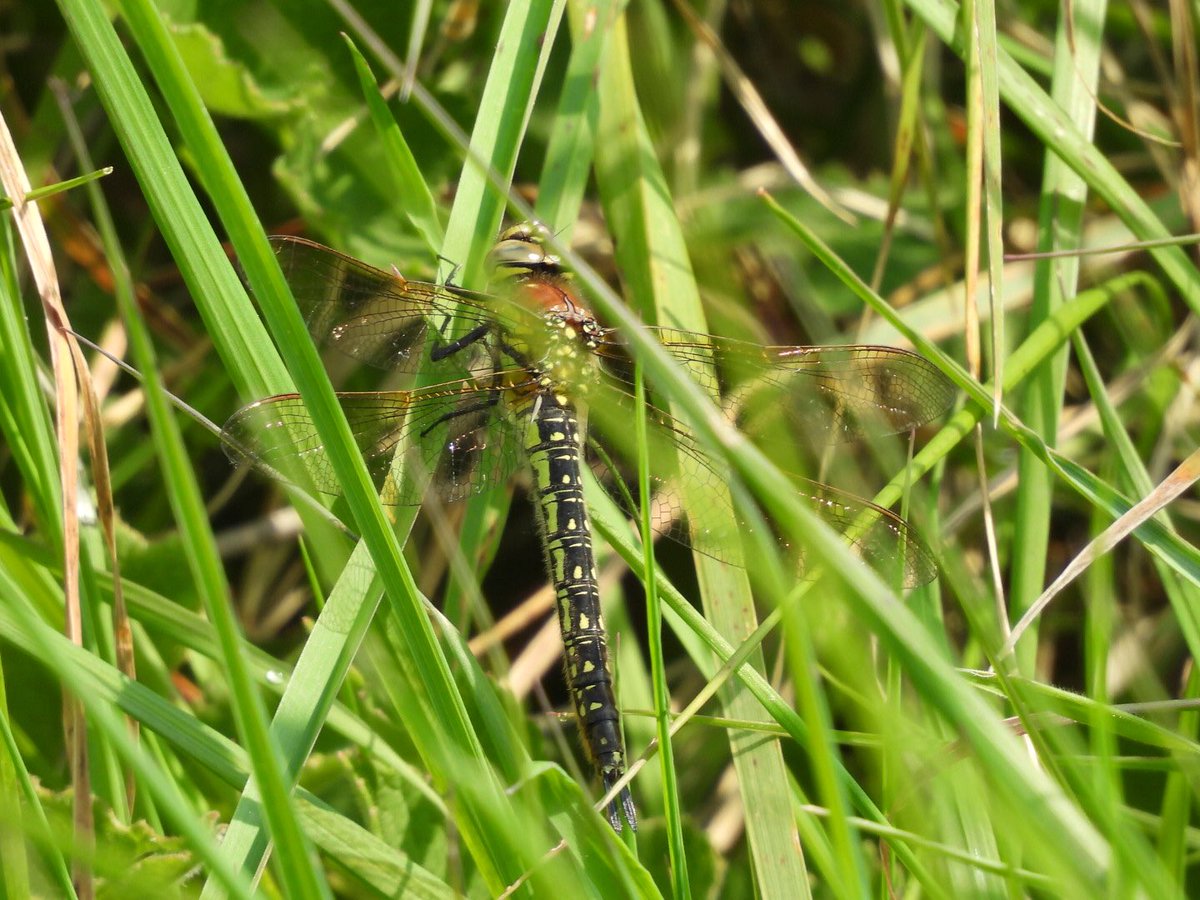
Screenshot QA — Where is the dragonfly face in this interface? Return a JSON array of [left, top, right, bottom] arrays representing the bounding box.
[[490, 221, 563, 277], [221, 224, 955, 831]]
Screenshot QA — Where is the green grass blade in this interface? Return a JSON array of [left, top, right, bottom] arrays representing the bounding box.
[[634, 360, 691, 894], [0, 637, 66, 896], [343, 35, 444, 254], [0, 221, 61, 547], [0, 594, 454, 897], [970, 0, 1005, 418], [61, 3, 330, 894], [533, 0, 620, 233], [1007, 0, 1106, 678], [908, 0, 1200, 306], [440, 0, 567, 286], [593, 14, 820, 897], [55, 2, 288, 401], [0, 563, 254, 897]]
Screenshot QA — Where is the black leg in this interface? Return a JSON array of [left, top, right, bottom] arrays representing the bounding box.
[[419, 391, 503, 439], [431, 323, 492, 362], [498, 338, 532, 369]]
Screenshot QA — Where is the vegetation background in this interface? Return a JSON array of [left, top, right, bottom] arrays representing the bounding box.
[[0, 0, 1198, 897]]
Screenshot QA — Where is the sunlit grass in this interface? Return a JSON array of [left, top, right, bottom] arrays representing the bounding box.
[[0, 1, 1197, 897]]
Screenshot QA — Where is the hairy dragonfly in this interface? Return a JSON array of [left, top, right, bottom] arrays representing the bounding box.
[[222, 225, 954, 831]]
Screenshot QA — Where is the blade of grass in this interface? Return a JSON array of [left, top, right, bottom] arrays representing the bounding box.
[[907, 0, 1200, 308], [1006, 451, 1200, 653], [399, 0, 433, 100], [0, 591, 454, 898], [869, 19, 927, 291], [799, 803, 1058, 891], [1071, 324, 1200, 877], [974, 0, 1005, 419], [593, 13, 820, 897], [1008, 0, 1107, 681], [438, 0, 567, 286], [0, 165, 111, 209], [533, 0, 619, 234], [0, 550, 254, 897], [343, 36, 443, 254], [55, 3, 289, 400], [58, 5, 331, 895], [0, 209, 62, 571], [634, 360, 690, 892], [0, 614, 57, 897]]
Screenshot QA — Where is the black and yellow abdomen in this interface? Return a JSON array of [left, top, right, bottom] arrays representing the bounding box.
[[522, 390, 636, 831]]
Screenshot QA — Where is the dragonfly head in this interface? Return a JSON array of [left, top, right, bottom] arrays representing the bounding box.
[[490, 222, 564, 280]]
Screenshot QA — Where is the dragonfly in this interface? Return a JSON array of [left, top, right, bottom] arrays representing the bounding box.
[[221, 224, 955, 831]]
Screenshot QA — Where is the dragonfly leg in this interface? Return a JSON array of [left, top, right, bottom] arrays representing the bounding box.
[[430, 322, 492, 362], [496, 337, 536, 371], [416, 391, 503, 440]]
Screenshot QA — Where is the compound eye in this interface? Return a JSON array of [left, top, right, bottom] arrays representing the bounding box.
[[490, 238, 546, 271]]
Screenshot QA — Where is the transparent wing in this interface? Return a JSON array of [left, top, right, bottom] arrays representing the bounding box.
[[586, 382, 939, 588], [221, 372, 535, 506], [269, 235, 536, 372], [593, 328, 954, 442]]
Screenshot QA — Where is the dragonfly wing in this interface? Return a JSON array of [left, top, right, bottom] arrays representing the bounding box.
[[797, 479, 940, 587], [587, 395, 741, 563], [221, 375, 531, 507], [269, 235, 501, 372], [586, 386, 938, 587], [593, 327, 954, 441]]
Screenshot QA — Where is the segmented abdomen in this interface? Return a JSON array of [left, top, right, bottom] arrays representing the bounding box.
[[522, 391, 635, 830]]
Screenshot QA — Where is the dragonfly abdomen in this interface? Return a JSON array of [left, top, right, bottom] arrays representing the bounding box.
[[522, 391, 636, 831]]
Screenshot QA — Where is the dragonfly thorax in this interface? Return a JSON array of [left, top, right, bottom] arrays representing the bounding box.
[[506, 298, 602, 399], [491, 246, 600, 386]]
